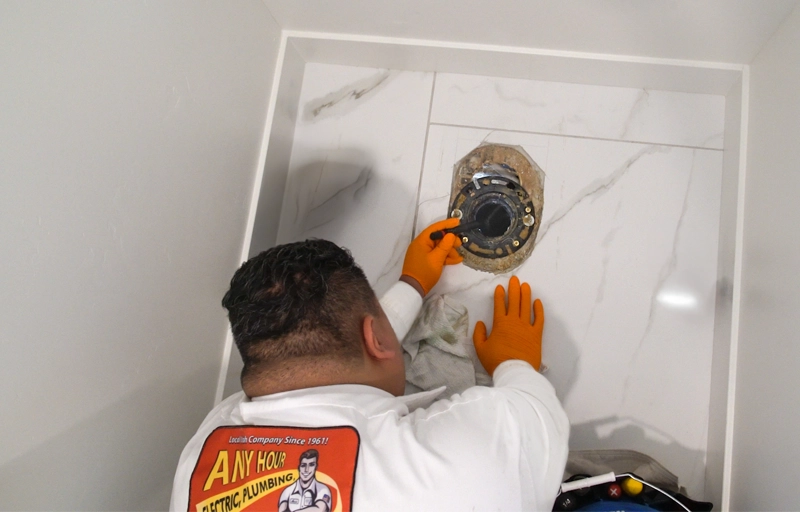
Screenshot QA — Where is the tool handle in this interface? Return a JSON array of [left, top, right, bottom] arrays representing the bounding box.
[[560, 472, 616, 493], [429, 220, 484, 240]]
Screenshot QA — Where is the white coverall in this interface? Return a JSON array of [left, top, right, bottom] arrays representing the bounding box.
[[170, 281, 569, 511]]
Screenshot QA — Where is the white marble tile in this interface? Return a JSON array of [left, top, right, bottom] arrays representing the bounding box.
[[276, 64, 434, 296], [416, 125, 723, 498], [275, 63, 725, 497], [431, 73, 726, 149]]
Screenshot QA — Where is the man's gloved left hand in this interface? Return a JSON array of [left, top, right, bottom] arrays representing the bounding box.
[[473, 276, 544, 375], [401, 218, 463, 296]]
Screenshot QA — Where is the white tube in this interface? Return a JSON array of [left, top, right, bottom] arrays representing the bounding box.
[[560, 472, 617, 493]]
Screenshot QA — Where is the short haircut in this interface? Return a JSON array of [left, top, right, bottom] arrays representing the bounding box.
[[299, 449, 319, 464], [222, 239, 378, 386]]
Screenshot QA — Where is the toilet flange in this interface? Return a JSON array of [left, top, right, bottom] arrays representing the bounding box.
[[449, 174, 535, 260]]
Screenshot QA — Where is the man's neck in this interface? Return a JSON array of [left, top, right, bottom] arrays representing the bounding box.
[[242, 357, 395, 398]]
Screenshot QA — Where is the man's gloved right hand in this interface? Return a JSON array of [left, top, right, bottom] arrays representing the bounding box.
[[473, 276, 544, 376], [401, 218, 463, 297]]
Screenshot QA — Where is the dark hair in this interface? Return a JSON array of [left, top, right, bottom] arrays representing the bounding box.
[[222, 239, 377, 385], [299, 449, 319, 464]]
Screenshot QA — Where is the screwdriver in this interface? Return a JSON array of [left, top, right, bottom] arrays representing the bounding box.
[[429, 220, 485, 240]]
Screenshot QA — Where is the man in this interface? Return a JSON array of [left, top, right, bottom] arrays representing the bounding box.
[[170, 218, 569, 511], [278, 450, 330, 512]]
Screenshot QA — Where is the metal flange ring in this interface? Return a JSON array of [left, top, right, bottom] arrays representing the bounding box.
[[450, 175, 535, 259]]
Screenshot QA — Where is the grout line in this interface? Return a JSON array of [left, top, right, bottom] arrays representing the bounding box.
[[411, 72, 438, 238], [429, 122, 724, 152]]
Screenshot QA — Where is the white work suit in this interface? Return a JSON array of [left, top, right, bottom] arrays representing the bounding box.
[[279, 478, 331, 511], [170, 281, 569, 511]]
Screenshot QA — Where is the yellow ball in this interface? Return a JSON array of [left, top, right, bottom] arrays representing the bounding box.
[[621, 477, 643, 496]]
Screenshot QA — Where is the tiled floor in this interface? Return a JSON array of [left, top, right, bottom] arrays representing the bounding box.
[[278, 63, 726, 498]]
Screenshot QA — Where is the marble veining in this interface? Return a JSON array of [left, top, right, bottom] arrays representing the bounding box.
[[298, 164, 372, 233], [618, 89, 651, 141], [416, 126, 722, 498], [303, 69, 395, 121], [535, 144, 668, 244], [623, 157, 695, 384], [277, 64, 434, 297], [275, 63, 726, 498], [431, 73, 725, 149]]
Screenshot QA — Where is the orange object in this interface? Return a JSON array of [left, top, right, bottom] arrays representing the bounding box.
[[401, 218, 463, 295], [473, 276, 544, 375]]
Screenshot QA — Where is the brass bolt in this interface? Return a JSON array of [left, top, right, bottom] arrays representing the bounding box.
[[513, 240, 520, 247], [462, 236, 469, 243], [525, 206, 531, 213], [451, 209, 463, 219]]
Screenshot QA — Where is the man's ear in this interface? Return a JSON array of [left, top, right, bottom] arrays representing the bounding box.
[[362, 315, 397, 361]]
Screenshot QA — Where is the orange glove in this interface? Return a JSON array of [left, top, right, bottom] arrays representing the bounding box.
[[401, 218, 463, 296], [473, 276, 544, 375]]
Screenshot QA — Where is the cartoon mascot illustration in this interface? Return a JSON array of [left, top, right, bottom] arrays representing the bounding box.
[[278, 449, 332, 512]]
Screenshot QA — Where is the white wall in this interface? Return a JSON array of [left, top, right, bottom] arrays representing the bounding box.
[[731, 4, 800, 510], [264, 0, 798, 64], [0, 2, 280, 509]]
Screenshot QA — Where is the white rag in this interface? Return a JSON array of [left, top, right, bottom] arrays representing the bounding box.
[[402, 294, 492, 397]]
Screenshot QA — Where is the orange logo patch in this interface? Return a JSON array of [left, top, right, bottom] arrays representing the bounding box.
[[187, 426, 359, 512]]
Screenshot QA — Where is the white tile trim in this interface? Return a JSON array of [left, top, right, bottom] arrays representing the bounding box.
[[283, 30, 746, 72], [214, 33, 290, 405], [721, 64, 749, 511]]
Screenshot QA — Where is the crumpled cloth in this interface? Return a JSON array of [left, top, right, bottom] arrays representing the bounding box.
[[402, 294, 492, 398]]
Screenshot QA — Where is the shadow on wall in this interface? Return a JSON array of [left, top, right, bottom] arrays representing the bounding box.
[[278, 152, 419, 297], [228, 151, 417, 398], [223, 344, 245, 400], [569, 417, 707, 497], [523, 306, 705, 496], [279, 149, 378, 244], [542, 313, 581, 405], [0, 366, 217, 511]]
